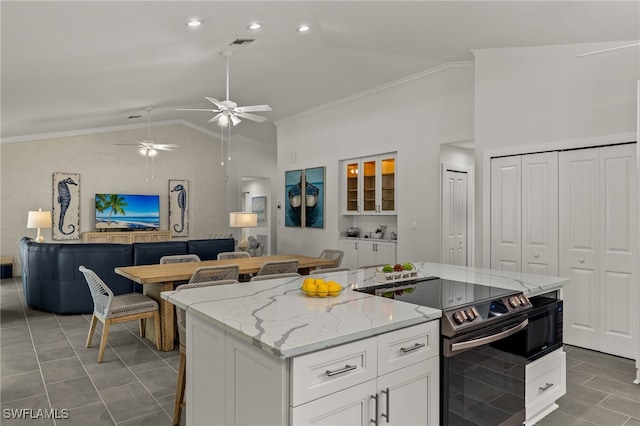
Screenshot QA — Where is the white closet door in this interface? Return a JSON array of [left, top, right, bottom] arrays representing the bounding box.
[[559, 148, 600, 351], [522, 152, 559, 276], [560, 144, 637, 358], [599, 144, 637, 358], [491, 156, 522, 272], [442, 170, 468, 266]]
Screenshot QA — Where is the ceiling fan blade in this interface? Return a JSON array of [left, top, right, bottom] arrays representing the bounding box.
[[154, 146, 178, 151], [205, 97, 227, 109], [208, 113, 224, 123], [235, 105, 272, 113], [230, 114, 241, 126], [154, 144, 179, 149], [234, 112, 267, 123], [177, 108, 221, 112], [113, 143, 139, 146]]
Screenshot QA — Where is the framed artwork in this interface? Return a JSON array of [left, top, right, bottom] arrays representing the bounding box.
[[284, 167, 325, 228], [252, 196, 267, 224], [169, 179, 188, 237], [285, 169, 303, 227], [52, 172, 80, 240]]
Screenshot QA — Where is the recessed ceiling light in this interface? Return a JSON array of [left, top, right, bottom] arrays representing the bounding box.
[[247, 22, 262, 30], [297, 24, 310, 32], [187, 19, 202, 28]]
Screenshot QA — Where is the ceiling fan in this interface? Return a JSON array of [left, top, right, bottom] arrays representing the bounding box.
[[178, 50, 272, 127], [115, 107, 179, 157]]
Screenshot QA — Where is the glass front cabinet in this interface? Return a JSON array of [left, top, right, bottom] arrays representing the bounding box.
[[342, 153, 396, 215]]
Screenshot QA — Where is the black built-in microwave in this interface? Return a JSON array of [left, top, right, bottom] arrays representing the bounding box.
[[493, 295, 563, 362]]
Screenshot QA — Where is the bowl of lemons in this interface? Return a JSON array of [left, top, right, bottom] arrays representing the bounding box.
[[301, 277, 344, 298]]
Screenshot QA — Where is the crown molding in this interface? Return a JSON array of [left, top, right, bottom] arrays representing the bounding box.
[[0, 119, 222, 144], [274, 61, 475, 126]]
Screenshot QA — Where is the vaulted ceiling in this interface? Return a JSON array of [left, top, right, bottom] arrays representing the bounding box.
[[2, 1, 638, 142]]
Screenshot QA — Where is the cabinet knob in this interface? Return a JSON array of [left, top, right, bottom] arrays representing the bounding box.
[[578, 258, 585, 263], [533, 253, 540, 258]]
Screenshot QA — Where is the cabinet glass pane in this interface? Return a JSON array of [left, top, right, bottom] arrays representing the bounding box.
[[381, 157, 395, 212], [363, 160, 377, 212], [346, 162, 359, 212]]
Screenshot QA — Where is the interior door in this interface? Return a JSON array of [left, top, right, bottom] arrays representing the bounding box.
[[521, 152, 559, 276], [491, 156, 522, 272], [442, 169, 468, 266]]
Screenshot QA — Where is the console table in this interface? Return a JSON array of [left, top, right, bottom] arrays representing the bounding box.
[[81, 230, 171, 244]]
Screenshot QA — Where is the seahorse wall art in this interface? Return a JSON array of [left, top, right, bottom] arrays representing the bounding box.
[[169, 179, 188, 237], [52, 173, 80, 240]]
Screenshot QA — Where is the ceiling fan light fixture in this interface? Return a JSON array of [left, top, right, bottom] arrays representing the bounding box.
[[297, 24, 310, 32], [247, 22, 262, 30], [187, 18, 202, 28], [218, 114, 229, 127]]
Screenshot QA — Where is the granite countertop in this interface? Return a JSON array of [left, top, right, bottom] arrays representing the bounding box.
[[162, 262, 568, 359], [162, 273, 441, 359]]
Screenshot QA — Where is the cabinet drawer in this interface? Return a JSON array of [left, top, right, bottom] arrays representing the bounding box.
[[291, 337, 377, 407], [526, 349, 566, 409], [377, 321, 439, 376]]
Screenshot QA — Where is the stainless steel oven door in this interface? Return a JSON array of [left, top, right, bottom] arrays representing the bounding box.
[[441, 317, 528, 426]]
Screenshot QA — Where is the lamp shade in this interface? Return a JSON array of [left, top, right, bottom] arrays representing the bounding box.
[[27, 209, 52, 229], [229, 212, 258, 228]]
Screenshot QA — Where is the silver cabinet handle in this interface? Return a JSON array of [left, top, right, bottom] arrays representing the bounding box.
[[381, 388, 390, 423], [539, 382, 554, 392], [325, 364, 357, 377], [449, 319, 528, 353], [400, 342, 426, 353], [371, 394, 379, 426]]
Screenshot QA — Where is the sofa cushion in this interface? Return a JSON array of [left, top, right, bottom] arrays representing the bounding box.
[[187, 238, 235, 261], [132, 241, 188, 266]]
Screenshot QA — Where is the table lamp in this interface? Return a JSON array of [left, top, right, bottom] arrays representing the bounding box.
[[27, 208, 52, 243], [229, 212, 258, 250]]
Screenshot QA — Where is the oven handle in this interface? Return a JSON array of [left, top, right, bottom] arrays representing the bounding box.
[[449, 319, 528, 353]]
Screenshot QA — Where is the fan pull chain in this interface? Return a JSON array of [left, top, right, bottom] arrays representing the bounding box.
[[227, 125, 231, 162], [220, 126, 225, 166]]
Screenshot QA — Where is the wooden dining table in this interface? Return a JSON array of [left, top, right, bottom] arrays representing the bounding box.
[[114, 254, 337, 351]]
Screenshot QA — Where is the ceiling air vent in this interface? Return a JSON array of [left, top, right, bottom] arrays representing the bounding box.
[[230, 38, 255, 46]]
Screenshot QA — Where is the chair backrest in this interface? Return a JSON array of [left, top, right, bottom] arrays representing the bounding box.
[[175, 279, 239, 345], [78, 265, 114, 318], [250, 273, 301, 282], [310, 267, 350, 274], [318, 249, 344, 268], [217, 251, 250, 260], [247, 242, 263, 257], [189, 265, 239, 283], [255, 259, 299, 276], [160, 254, 201, 264]]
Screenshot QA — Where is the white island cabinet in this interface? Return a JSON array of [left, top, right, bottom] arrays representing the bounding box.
[[164, 273, 441, 426]]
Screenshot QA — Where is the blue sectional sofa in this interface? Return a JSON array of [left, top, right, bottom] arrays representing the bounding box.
[[19, 236, 235, 314]]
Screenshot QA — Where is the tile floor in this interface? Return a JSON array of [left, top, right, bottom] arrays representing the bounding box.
[[2, 275, 640, 425]]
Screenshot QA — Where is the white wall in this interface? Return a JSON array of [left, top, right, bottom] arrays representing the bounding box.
[[474, 41, 639, 266], [0, 123, 243, 270], [276, 63, 475, 263]]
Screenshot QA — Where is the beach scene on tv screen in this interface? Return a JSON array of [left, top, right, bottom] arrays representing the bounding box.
[[95, 194, 160, 230]]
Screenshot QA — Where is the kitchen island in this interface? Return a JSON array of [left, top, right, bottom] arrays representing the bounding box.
[[162, 263, 569, 425]]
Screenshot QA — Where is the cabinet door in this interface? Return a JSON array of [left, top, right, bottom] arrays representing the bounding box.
[[340, 239, 359, 269], [131, 232, 153, 243], [357, 241, 377, 268], [491, 156, 522, 272], [362, 158, 378, 213], [344, 161, 361, 215], [379, 155, 396, 214], [374, 242, 396, 266], [377, 358, 439, 426], [522, 152, 558, 276]]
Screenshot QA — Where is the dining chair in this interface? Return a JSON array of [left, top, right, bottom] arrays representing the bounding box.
[[310, 267, 350, 274], [254, 259, 299, 276], [189, 265, 239, 283], [317, 249, 344, 268], [78, 265, 161, 363], [217, 251, 250, 260], [173, 279, 239, 425], [249, 273, 301, 282], [160, 254, 201, 264]]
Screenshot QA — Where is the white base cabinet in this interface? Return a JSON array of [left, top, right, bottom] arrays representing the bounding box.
[[186, 314, 439, 426], [340, 238, 396, 269], [525, 349, 566, 426]]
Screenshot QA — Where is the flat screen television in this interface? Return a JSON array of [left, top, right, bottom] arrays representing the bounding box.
[[95, 194, 160, 231]]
